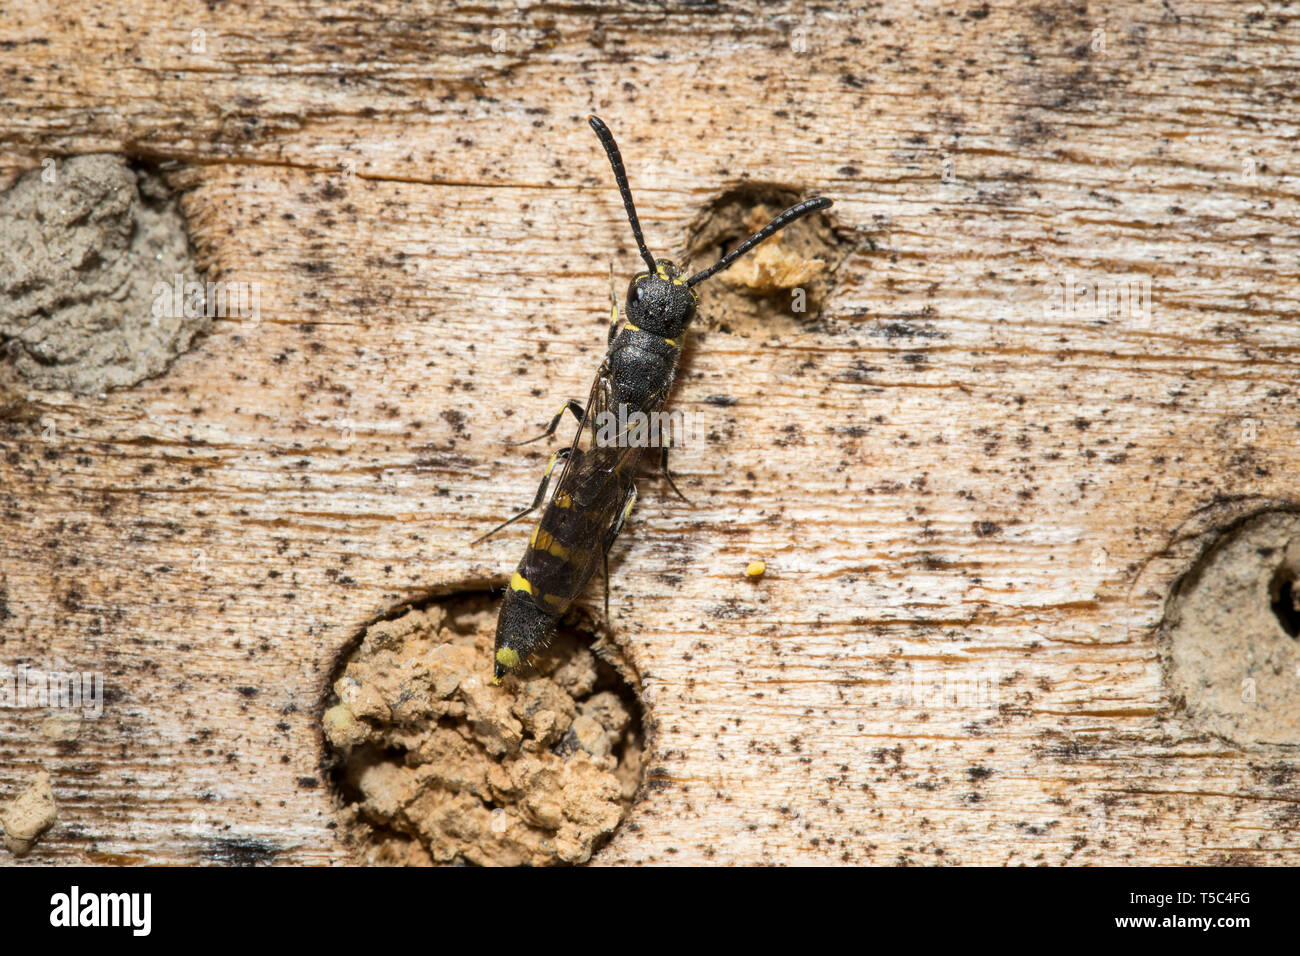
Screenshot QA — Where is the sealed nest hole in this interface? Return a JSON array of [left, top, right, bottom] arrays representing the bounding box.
[[1160, 510, 1300, 747], [683, 184, 848, 335], [322, 592, 644, 866], [0, 154, 211, 394]]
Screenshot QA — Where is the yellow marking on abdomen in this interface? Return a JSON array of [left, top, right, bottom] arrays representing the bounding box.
[[530, 527, 573, 561], [510, 570, 567, 611]]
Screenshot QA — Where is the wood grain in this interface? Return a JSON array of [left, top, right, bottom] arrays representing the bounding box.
[[1, 0, 1298, 865]]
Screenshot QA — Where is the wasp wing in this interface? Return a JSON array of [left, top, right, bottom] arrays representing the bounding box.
[[516, 367, 647, 613]]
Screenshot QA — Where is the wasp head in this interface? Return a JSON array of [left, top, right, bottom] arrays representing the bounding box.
[[626, 259, 698, 339]]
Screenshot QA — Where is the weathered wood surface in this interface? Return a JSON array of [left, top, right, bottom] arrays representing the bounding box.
[[2, 0, 1299, 865]]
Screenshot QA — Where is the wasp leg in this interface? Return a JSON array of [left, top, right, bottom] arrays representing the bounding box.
[[601, 486, 638, 627], [472, 448, 572, 544], [607, 262, 621, 348], [510, 399, 585, 447], [658, 444, 692, 504]]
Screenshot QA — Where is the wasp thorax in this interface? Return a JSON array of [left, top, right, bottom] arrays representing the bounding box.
[[625, 259, 697, 338]]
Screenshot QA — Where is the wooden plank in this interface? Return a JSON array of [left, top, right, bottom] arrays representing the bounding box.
[[1, 0, 1298, 865]]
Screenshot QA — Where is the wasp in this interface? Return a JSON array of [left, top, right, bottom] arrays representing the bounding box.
[[478, 115, 831, 683]]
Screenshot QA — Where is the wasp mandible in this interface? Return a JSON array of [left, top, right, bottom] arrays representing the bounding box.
[[478, 115, 832, 683]]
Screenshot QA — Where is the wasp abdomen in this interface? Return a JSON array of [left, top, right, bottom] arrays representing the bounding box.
[[493, 587, 559, 680]]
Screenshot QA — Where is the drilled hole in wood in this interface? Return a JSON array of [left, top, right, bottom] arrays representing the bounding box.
[[321, 590, 644, 866], [683, 184, 851, 335], [1269, 564, 1300, 639]]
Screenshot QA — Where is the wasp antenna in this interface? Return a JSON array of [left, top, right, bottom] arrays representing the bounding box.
[[687, 196, 833, 288], [589, 115, 658, 273]]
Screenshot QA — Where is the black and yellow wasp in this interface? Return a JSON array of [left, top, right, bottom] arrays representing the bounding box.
[[478, 115, 831, 683]]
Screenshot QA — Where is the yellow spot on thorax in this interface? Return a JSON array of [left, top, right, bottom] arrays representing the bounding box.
[[624, 321, 676, 347], [510, 571, 534, 594]]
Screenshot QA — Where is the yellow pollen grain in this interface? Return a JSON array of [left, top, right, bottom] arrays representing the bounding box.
[[496, 647, 520, 668], [745, 560, 766, 578]]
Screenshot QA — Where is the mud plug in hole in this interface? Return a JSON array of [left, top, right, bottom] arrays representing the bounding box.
[[322, 591, 644, 866], [0, 155, 210, 394], [683, 184, 849, 335], [1161, 511, 1300, 746]]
